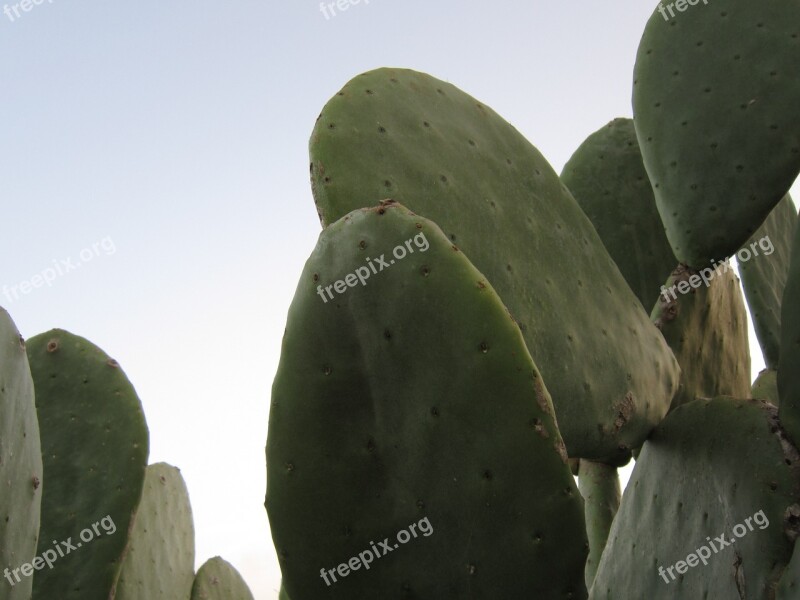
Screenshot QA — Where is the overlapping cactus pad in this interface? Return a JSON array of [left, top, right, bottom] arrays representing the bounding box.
[[780, 208, 800, 447], [651, 264, 750, 410], [633, 0, 800, 267], [112, 463, 195, 600], [267, 201, 587, 599], [309, 67, 679, 461], [0, 309, 42, 600], [739, 195, 798, 369], [562, 118, 676, 308], [191, 557, 254, 600], [591, 397, 800, 599], [26, 330, 148, 600]]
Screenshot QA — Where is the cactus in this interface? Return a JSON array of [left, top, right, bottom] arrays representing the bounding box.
[[632, 0, 800, 268], [780, 206, 800, 447], [752, 369, 779, 406], [191, 557, 254, 600], [591, 397, 800, 599], [111, 463, 195, 600], [578, 461, 621, 591], [0, 309, 42, 600], [267, 201, 587, 599], [651, 264, 750, 410], [739, 195, 798, 369], [26, 330, 148, 600], [561, 118, 676, 307], [777, 541, 800, 599], [309, 67, 679, 462]]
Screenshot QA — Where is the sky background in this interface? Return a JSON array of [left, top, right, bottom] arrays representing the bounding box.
[[1, 1, 797, 598]]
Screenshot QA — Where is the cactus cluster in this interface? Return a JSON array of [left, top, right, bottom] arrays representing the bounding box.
[[267, 0, 800, 598], [0, 325, 255, 600]]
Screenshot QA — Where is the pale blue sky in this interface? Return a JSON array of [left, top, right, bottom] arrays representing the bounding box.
[[1, 1, 797, 598]]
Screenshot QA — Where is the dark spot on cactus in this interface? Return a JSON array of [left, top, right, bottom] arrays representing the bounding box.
[[328, 123, 336, 129], [366, 438, 375, 452], [159, 475, 167, 484], [735, 165, 744, 173], [420, 266, 430, 277], [423, 121, 430, 127], [416, 499, 425, 509], [390, 78, 398, 83], [32, 475, 40, 490], [477, 280, 486, 290], [358, 240, 367, 250], [323, 176, 331, 183], [323, 365, 332, 376], [467, 564, 477, 575], [383, 329, 391, 340], [532, 532, 543, 543], [383, 180, 391, 189], [107, 359, 119, 368], [531, 418, 549, 439], [312, 273, 319, 282], [483, 470, 492, 480], [436, 88, 444, 95], [46, 340, 59, 353], [415, 222, 423, 229], [440, 175, 448, 183], [286, 463, 294, 472], [365, 89, 374, 95], [378, 126, 386, 133], [430, 407, 439, 418], [451, 245, 459, 252], [449, 233, 456, 241], [468, 139, 475, 146], [479, 342, 489, 354], [770, 482, 778, 491]]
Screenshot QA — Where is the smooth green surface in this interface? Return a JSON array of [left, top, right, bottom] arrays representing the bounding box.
[[191, 557, 254, 600], [780, 210, 800, 447], [591, 397, 800, 599], [777, 540, 800, 600], [310, 68, 679, 461], [267, 201, 587, 599], [0, 309, 42, 600], [27, 330, 148, 600], [739, 195, 797, 369], [562, 118, 676, 307], [112, 463, 195, 600], [579, 461, 620, 592], [652, 264, 750, 410], [633, 0, 800, 267]]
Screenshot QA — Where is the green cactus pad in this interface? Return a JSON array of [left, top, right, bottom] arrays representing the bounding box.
[[278, 583, 290, 600], [191, 557, 254, 600], [591, 397, 800, 599], [310, 68, 679, 461], [267, 201, 587, 599], [26, 330, 148, 600], [752, 369, 779, 406], [777, 540, 800, 599], [578, 461, 620, 591], [739, 195, 798, 369], [632, 0, 800, 268], [561, 118, 676, 307], [651, 263, 750, 410], [780, 211, 800, 446], [111, 463, 195, 600], [0, 309, 42, 600]]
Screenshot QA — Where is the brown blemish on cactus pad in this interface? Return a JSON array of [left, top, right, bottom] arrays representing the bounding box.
[[611, 393, 635, 432], [531, 418, 549, 439], [46, 340, 59, 353], [107, 359, 119, 368]]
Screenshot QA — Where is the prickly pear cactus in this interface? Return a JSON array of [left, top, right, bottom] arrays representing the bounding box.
[[0, 309, 42, 600], [112, 463, 195, 600], [267, 201, 588, 599], [590, 397, 800, 599], [780, 208, 800, 446], [739, 195, 798, 369], [777, 541, 800, 599], [26, 330, 148, 600], [578, 461, 620, 591], [752, 369, 779, 406], [633, 0, 800, 267], [191, 557, 254, 600], [561, 118, 676, 307], [309, 67, 680, 461], [651, 264, 750, 410]]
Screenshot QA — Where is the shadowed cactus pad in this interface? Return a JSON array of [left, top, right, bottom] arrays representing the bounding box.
[[591, 397, 800, 599], [739, 195, 797, 369], [112, 463, 195, 600], [0, 309, 42, 600], [26, 330, 148, 600], [310, 67, 680, 461], [561, 117, 676, 307], [267, 201, 587, 599], [578, 461, 620, 591], [633, 0, 800, 267], [752, 369, 779, 406]]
